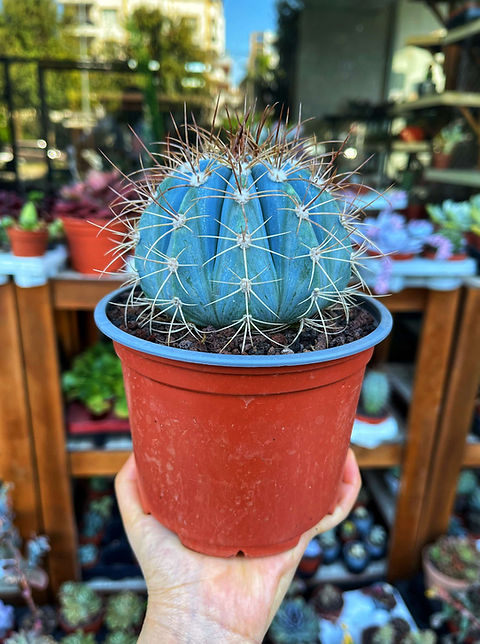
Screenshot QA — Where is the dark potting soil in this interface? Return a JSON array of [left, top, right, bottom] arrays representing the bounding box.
[[107, 290, 377, 356]]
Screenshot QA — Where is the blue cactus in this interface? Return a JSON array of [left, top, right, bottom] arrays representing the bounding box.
[[119, 112, 370, 349], [360, 370, 390, 416]]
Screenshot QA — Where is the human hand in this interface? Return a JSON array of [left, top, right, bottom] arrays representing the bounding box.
[[116, 448, 361, 643]]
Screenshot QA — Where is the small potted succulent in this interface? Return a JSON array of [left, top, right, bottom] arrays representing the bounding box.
[[58, 582, 103, 634], [105, 633, 137, 644], [53, 170, 135, 274], [365, 524, 388, 560], [423, 536, 480, 594], [361, 583, 397, 611], [87, 477, 113, 501], [351, 506, 374, 538], [343, 540, 370, 574], [62, 343, 128, 421], [0, 600, 14, 641], [310, 583, 344, 622], [1, 194, 62, 258], [78, 544, 99, 571], [268, 597, 319, 644], [432, 122, 465, 169], [61, 634, 96, 644], [403, 632, 437, 644], [361, 618, 412, 644], [339, 519, 359, 543], [318, 529, 341, 564], [5, 632, 55, 643], [104, 592, 145, 634], [468, 193, 480, 250], [79, 510, 105, 546], [357, 211, 426, 260], [94, 108, 392, 557], [425, 200, 473, 260], [297, 537, 323, 578], [356, 371, 390, 424]]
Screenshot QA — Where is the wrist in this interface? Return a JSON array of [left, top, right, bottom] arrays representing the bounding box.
[[139, 595, 261, 643]]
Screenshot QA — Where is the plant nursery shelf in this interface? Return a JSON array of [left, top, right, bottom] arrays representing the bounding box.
[[68, 449, 130, 477], [423, 168, 480, 187], [1, 278, 462, 591], [391, 91, 480, 114], [463, 441, 480, 467], [67, 445, 403, 477], [310, 558, 387, 586], [406, 18, 480, 50]]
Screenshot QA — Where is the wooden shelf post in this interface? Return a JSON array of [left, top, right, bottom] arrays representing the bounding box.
[[418, 282, 480, 546], [387, 288, 461, 579], [0, 282, 41, 538], [15, 284, 78, 591]]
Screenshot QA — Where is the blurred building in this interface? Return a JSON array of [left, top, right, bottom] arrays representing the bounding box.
[[58, 0, 232, 93], [247, 31, 278, 76]]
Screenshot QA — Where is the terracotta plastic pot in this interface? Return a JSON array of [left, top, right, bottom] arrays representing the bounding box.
[[355, 412, 388, 425], [61, 216, 126, 275], [433, 152, 451, 169], [422, 546, 472, 593], [95, 288, 392, 557], [7, 227, 48, 257], [58, 610, 103, 635]]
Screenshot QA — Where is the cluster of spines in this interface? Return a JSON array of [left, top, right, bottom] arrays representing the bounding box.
[[103, 106, 378, 352]]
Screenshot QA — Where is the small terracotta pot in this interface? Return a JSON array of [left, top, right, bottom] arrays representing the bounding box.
[[355, 412, 388, 425], [422, 546, 472, 594], [392, 252, 415, 261], [433, 152, 451, 169], [7, 227, 48, 257], [61, 216, 126, 275], [424, 250, 467, 261]]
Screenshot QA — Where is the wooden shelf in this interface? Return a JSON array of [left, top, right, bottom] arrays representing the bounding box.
[[391, 141, 432, 153], [53, 273, 125, 310], [69, 450, 130, 477], [406, 18, 480, 50], [310, 558, 387, 585], [423, 168, 480, 188], [392, 91, 480, 114], [463, 440, 480, 467], [352, 442, 404, 468]]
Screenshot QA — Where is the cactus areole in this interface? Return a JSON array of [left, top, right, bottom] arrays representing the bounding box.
[[94, 110, 392, 557]]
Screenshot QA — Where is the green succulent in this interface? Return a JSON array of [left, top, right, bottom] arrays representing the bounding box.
[[5, 632, 55, 644], [428, 537, 480, 581], [403, 630, 437, 644], [89, 496, 113, 521], [105, 592, 145, 632], [62, 633, 96, 644], [456, 470, 477, 496], [59, 582, 102, 628], [360, 370, 390, 416], [105, 632, 137, 644], [372, 624, 395, 644], [62, 343, 128, 418]]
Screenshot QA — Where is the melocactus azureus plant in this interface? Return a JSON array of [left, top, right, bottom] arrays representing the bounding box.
[[115, 108, 371, 351]]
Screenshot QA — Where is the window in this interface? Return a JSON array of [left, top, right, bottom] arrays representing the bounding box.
[[102, 9, 117, 28]]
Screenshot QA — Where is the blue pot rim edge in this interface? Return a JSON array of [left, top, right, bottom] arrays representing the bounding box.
[[94, 286, 393, 369]]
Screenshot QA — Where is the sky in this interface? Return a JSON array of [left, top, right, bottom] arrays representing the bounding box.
[[223, 0, 277, 87]]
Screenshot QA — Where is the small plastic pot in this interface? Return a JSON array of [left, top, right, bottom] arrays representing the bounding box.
[[422, 546, 472, 594], [343, 541, 370, 574], [297, 538, 323, 578], [58, 610, 103, 635], [61, 216, 126, 274], [7, 227, 48, 257], [95, 288, 392, 557], [365, 525, 388, 560], [351, 507, 374, 538]]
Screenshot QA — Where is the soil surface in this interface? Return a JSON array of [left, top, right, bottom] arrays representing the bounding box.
[[107, 289, 377, 355]]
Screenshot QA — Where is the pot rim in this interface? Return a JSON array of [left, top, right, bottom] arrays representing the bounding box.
[[94, 286, 392, 368]]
